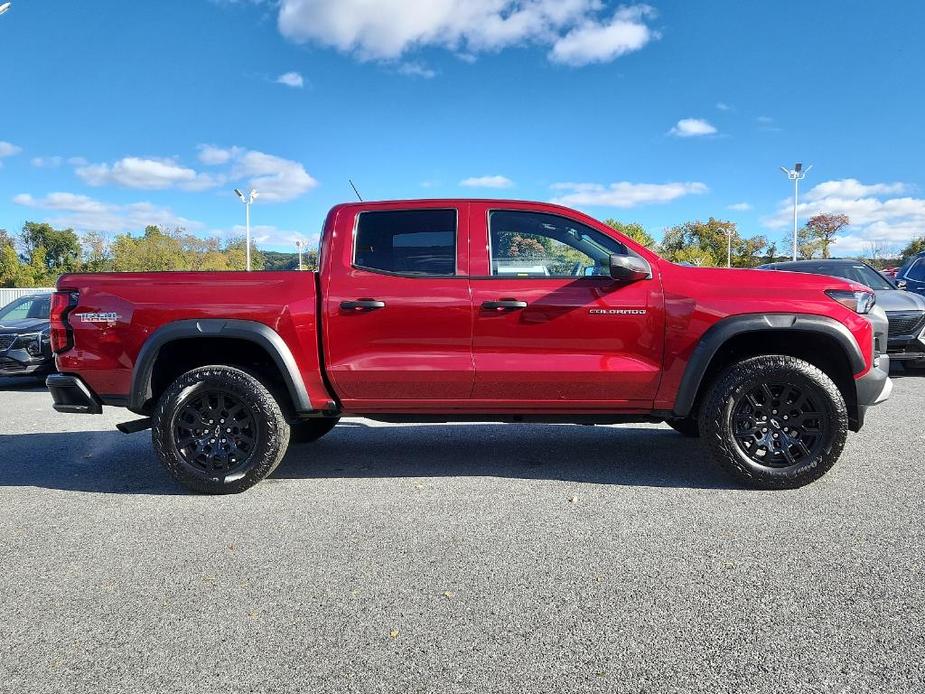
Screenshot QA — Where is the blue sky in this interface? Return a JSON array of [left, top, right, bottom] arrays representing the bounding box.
[[1, 0, 924, 255]]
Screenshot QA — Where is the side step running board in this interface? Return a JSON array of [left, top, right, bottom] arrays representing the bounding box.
[[116, 418, 152, 434]]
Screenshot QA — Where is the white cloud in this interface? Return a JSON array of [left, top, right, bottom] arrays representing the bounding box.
[[229, 150, 318, 202], [727, 202, 752, 211], [13, 192, 204, 233], [716, 102, 731, 111], [549, 5, 658, 66], [197, 144, 243, 166], [76, 156, 220, 191], [275, 71, 304, 88], [763, 178, 925, 254], [71, 146, 317, 202], [668, 118, 718, 138], [31, 156, 64, 168], [460, 175, 514, 189], [550, 181, 709, 208], [0, 141, 22, 158], [274, 0, 657, 66], [397, 62, 437, 78]]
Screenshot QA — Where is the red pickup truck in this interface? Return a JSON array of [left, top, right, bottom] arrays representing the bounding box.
[[47, 199, 892, 493]]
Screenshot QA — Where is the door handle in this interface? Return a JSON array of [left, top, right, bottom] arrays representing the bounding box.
[[340, 299, 386, 311], [481, 299, 528, 310]]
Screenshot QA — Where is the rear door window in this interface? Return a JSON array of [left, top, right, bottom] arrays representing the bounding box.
[[354, 209, 456, 276]]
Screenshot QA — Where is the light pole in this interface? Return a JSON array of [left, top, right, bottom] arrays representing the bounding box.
[[779, 163, 812, 261], [233, 188, 258, 271], [726, 228, 732, 268], [0, 3, 12, 16], [295, 240, 303, 271]]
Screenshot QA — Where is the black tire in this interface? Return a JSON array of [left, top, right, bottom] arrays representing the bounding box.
[[701, 355, 848, 489], [667, 417, 700, 437], [290, 417, 340, 443], [152, 365, 290, 494]]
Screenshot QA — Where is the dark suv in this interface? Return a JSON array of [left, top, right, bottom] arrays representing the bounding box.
[[896, 251, 925, 297], [0, 293, 54, 379], [761, 259, 925, 370]]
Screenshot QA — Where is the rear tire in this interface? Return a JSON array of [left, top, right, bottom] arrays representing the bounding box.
[[152, 365, 290, 494], [667, 417, 700, 437], [290, 417, 340, 443], [701, 355, 847, 489]]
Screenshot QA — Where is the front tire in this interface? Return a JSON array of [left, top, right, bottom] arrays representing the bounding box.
[[701, 356, 848, 489], [152, 365, 290, 494]]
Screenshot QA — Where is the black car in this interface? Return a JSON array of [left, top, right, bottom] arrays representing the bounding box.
[[0, 293, 54, 379], [895, 250, 925, 297], [760, 259, 925, 369]]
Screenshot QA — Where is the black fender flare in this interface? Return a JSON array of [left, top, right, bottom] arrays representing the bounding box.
[[129, 319, 312, 413], [672, 313, 865, 418]]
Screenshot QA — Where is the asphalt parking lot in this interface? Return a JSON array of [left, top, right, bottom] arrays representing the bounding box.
[[0, 370, 923, 694]]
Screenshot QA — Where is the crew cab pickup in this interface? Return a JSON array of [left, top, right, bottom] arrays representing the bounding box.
[[47, 199, 892, 493]]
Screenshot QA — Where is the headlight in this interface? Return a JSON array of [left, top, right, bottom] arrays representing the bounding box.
[[13, 332, 44, 356], [825, 289, 876, 314]]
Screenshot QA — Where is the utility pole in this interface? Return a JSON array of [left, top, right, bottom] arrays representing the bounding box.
[[779, 163, 812, 261], [233, 188, 259, 271]]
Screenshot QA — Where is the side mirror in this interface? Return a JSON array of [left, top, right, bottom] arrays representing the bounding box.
[[896, 279, 907, 290], [609, 254, 651, 282]]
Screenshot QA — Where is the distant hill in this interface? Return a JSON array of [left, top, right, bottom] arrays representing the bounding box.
[[262, 250, 318, 271]]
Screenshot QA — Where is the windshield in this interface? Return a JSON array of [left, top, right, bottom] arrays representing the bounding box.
[[0, 296, 51, 322], [777, 263, 895, 290]]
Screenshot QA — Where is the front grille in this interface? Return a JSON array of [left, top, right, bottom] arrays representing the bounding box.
[[886, 311, 925, 337], [0, 335, 14, 351]]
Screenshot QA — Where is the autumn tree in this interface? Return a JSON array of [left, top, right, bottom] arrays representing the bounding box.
[[798, 213, 850, 259], [660, 218, 767, 268], [603, 219, 656, 249], [899, 236, 925, 261]]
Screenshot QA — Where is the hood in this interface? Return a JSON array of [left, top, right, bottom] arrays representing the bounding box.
[[875, 288, 925, 313], [0, 317, 49, 334]]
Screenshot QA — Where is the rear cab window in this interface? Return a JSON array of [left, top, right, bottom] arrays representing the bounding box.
[[354, 209, 457, 276]]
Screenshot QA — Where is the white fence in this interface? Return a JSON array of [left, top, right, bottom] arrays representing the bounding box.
[[0, 287, 55, 308]]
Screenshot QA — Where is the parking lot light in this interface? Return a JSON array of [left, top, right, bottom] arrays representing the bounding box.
[[779, 162, 813, 261]]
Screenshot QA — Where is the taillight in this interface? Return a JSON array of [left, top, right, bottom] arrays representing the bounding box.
[[50, 290, 78, 354]]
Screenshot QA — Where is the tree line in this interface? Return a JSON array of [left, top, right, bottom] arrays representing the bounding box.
[[0, 222, 319, 288], [1, 215, 922, 288]]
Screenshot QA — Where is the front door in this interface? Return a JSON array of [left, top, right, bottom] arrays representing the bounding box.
[[323, 204, 473, 407], [468, 204, 664, 408]]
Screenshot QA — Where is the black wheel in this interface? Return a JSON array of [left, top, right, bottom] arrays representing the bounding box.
[[152, 366, 290, 494], [701, 355, 847, 489], [290, 417, 340, 443], [667, 417, 700, 437]]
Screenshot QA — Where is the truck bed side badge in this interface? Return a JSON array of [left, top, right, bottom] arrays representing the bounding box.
[[589, 308, 647, 315], [74, 312, 120, 323]]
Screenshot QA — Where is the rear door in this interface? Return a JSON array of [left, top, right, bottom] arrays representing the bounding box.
[[322, 203, 474, 407], [468, 203, 664, 408]]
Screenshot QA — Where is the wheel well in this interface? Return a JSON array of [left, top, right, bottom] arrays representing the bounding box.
[[146, 337, 294, 417], [692, 330, 859, 428]]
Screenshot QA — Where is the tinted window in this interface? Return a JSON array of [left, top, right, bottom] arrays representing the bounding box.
[[354, 209, 456, 276], [0, 296, 50, 322], [489, 210, 627, 278], [907, 259, 925, 282]]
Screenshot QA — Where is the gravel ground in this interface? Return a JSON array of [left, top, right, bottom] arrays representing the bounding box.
[[0, 370, 923, 694]]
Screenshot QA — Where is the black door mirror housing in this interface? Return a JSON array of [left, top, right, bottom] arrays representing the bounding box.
[[609, 254, 651, 282]]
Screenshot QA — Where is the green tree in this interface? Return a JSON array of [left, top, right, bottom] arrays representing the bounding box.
[[798, 213, 850, 259], [603, 219, 656, 249], [0, 228, 16, 252], [21, 221, 81, 271], [900, 236, 925, 261], [660, 218, 767, 268], [0, 243, 23, 287], [223, 237, 265, 270], [80, 232, 113, 272], [111, 225, 189, 271]]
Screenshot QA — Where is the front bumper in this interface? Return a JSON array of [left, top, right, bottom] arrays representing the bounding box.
[[46, 373, 103, 414], [853, 354, 892, 429], [0, 348, 54, 377]]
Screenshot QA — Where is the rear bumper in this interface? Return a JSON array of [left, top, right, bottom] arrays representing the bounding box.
[[853, 355, 892, 429], [46, 373, 103, 414]]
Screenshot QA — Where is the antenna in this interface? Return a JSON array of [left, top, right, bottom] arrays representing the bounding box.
[[348, 179, 363, 202]]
